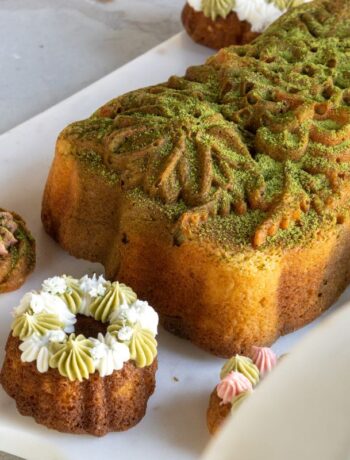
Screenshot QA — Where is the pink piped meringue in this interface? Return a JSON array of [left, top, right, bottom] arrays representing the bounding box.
[[216, 371, 253, 405], [251, 346, 277, 376]]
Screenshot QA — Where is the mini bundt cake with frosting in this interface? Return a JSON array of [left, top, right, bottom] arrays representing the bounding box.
[[0, 209, 35, 293], [207, 347, 278, 434], [0, 274, 158, 436], [182, 0, 309, 49]]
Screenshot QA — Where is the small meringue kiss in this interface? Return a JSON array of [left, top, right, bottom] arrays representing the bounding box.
[[216, 371, 253, 405], [251, 346, 277, 376]]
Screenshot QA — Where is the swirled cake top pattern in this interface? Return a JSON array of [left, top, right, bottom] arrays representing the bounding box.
[[64, 0, 350, 248]]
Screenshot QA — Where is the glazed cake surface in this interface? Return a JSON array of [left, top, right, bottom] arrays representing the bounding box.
[[42, 0, 350, 356]]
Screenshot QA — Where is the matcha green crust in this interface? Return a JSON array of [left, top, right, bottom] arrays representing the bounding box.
[[61, 0, 350, 251]]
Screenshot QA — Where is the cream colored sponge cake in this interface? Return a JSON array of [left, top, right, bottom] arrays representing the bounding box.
[[43, 0, 350, 357]]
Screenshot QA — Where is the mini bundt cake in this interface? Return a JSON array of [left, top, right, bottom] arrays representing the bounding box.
[[207, 347, 278, 434], [42, 0, 350, 357], [0, 209, 35, 293], [0, 275, 158, 436], [182, 0, 308, 50]]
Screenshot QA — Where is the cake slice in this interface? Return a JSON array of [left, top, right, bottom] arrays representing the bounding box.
[[42, 0, 350, 356]]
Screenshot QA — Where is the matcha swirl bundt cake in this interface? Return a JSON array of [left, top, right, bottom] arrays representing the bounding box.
[[42, 0, 350, 357], [0, 275, 158, 436], [0, 209, 35, 293]]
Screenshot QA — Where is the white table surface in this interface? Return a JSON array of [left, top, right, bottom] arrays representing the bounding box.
[[0, 1, 182, 458]]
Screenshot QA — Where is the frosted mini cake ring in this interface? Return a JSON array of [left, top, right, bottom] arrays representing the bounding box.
[[187, 0, 292, 33], [1, 274, 158, 436], [11, 274, 159, 379], [183, 0, 310, 49]]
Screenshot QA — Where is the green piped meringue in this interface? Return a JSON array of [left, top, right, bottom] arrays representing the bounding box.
[[49, 334, 95, 382], [129, 326, 157, 368], [202, 0, 236, 20], [59, 276, 83, 314], [108, 322, 157, 368], [12, 312, 63, 340], [231, 390, 252, 413], [89, 281, 137, 323], [220, 355, 260, 386]]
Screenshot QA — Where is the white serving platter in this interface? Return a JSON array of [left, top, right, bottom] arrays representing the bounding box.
[[0, 31, 349, 460]]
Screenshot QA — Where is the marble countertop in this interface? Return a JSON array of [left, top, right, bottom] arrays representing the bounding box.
[[0, 0, 182, 134], [0, 1, 182, 458]]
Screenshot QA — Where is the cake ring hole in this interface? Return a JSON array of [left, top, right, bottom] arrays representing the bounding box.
[[75, 314, 107, 339]]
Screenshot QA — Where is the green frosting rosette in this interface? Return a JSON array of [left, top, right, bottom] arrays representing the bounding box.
[[12, 312, 63, 340], [129, 327, 157, 368], [108, 321, 157, 368], [90, 282, 137, 323], [49, 334, 95, 382], [220, 355, 260, 386], [231, 390, 252, 413], [58, 276, 83, 314], [202, 0, 236, 20]]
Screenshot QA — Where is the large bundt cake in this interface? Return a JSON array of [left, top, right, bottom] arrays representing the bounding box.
[[0, 209, 35, 293], [42, 0, 350, 357], [0, 275, 158, 436]]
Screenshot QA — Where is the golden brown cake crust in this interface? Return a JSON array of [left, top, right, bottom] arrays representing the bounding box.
[[181, 4, 259, 49], [207, 390, 231, 435], [0, 335, 157, 436], [0, 210, 35, 294]]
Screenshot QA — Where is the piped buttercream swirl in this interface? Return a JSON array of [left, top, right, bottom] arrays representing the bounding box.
[[42, 275, 83, 314], [251, 346, 277, 376], [89, 281, 137, 323], [217, 371, 253, 404], [49, 334, 95, 382], [230, 390, 252, 413], [220, 355, 260, 386]]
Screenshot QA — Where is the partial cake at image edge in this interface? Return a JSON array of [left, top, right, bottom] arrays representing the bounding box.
[[42, 0, 350, 357]]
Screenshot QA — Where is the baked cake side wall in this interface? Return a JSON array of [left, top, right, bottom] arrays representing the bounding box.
[[42, 137, 122, 266], [277, 221, 350, 335], [110, 200, 282, 357]]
